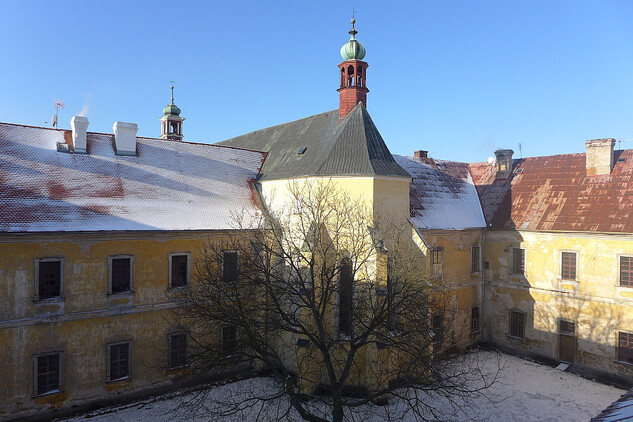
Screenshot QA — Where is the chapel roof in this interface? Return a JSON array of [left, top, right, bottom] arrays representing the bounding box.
[[216, 102, 411, 181]]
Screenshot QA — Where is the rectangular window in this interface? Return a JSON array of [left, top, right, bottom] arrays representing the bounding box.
[[431, 248, 443, 278], [432, 314, 443, 344], [109, 256, 133, 294], [509, 310, 525, 339], [512, 248, 525, 275], [34, 353, 61, 396], [169, 333, 187, 369], [386, 258, 398, 332], [221, 325, 237, 356], [339, 259, 353, 337], [620, 256, 633, 287], [471, 246, 481, 273], [170, 253, 190, 288], [471, 306, 480, 333], [559, 320, 575, 335], [107, 342, 131, 381], [619, 332, 633, 364], [37, 259, 62, 300], [561, 252, 577, 280], [222, 251, 239, 282]]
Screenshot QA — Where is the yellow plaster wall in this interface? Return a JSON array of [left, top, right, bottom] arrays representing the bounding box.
[[422, 229, 483, 350], [484, 230, 633, 380], [0, 231, 238, 419]]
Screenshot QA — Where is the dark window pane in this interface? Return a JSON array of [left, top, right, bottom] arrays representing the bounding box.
[[110, 343, 129, 380], [169, 334, 187, 368], [36, 354, 60, 395], [619, 332, 633, 363], [621, 257, 633, 287], [39, 261, 61, 299], [510, 311, 525, 338], [513, 248, 525, 274], [471, 307, 480, 333], [223, 252, 238, 282], [339, 259, 353, 336], [221, 325, 237, 355], [432, 314, 443, 344], [111, 258, 131, 293], [561, 252, 577, 280], [171, 255, 188, 288], [471, 247, 480, 272]]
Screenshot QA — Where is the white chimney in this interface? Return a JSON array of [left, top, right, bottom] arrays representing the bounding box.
[[585, 138, 615, 176], [113, 121, 138, 156], [70, 115, 89, 153]]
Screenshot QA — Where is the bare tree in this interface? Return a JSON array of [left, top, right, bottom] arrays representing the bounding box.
[[172, 181, 498, 422]]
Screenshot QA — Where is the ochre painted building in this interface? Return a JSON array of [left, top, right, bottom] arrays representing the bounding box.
[[2, 19, 633, 420]]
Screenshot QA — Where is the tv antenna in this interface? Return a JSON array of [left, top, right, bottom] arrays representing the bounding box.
[[51, 99, 65, 128]]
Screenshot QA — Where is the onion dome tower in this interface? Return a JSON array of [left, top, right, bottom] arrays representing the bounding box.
[[338, 18, 369, 118], [160, 84, 185, 140]]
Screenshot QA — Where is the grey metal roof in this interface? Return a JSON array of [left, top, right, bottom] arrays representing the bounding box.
[[216, 103, 411, 181]]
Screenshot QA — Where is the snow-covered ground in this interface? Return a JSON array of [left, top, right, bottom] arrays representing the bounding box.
[[59, 351, 625, 422]]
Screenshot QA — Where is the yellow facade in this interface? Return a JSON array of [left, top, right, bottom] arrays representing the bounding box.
[[0, 231, 240, 419], [484, 230, 633, 383]]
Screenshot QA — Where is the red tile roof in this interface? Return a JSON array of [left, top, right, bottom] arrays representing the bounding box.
[[469, 150, 633, 233]]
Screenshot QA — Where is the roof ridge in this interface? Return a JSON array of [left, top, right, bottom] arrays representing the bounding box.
[[219, 109, 338, 144]]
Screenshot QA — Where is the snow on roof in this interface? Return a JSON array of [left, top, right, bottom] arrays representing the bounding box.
[[0, 123, 265, 232], [394, 155, 486, 230]]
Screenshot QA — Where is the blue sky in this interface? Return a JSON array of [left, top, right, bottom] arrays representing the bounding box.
[[3, 1, 633, 162]]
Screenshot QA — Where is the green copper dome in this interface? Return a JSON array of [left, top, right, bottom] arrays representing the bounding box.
[[340, 18, 366, 61], [163, 85, 181, 116]]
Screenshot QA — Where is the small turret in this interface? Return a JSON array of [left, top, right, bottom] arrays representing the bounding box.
[[160, 84, 185, 141]]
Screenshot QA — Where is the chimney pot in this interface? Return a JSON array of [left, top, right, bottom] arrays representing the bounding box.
[[494, 149, 514, 179], [70, 115, 89, 153], [585, 138, 615, 176], [113, 122, 138, 156]]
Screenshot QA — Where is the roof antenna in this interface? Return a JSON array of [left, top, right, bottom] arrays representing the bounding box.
[[518, 142, 523, 159], [52, 99, 65, 128]]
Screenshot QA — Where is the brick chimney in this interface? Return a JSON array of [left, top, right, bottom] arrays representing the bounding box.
[[414, 150, 428, 158], [70, 115, 89, 153], [338, 18, 369, 118], [585, 138, 615, 176], [494, 149, 514, 179], [113, 122, 138, 156]]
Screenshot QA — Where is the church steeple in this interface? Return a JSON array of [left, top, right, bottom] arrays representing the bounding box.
[[337, 18, 369, 118], [160, 84, 185, 140]]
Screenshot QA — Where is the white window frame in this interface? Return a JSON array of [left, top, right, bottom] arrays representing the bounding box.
[[34, 257, 65, 301], [106, 340, 132, 382], [107, 255, 134, 295], [509, 309, 526, 339], [560, 250, 578, 282], [511, 247, 526, 276], [32, 351, 64, 397], [618, 254, 633, 288], [168, 252, 191, 289], [430, 247, 444, 278], [471, 245, 481, 274]]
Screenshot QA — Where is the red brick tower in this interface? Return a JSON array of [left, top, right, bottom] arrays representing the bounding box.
[[338, 18, 369, 118]]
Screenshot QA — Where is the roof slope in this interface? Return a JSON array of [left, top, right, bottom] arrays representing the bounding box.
[[0, 123, 265, 232], [469, 150, 633, 233], [395, 155, 486, 230], [217, 103, 410, 181]]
